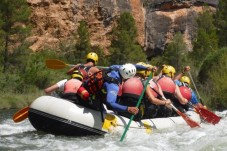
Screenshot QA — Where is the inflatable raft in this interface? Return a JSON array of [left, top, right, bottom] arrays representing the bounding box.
[[28, 96, 201, 136]]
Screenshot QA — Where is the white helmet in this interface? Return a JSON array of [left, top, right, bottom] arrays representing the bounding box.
[[119, 63, 137, 79]]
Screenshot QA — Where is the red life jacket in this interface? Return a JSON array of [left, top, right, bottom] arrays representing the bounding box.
[[77, 86, 90, 101], [179, 86, 192, 101], [118, 83, 123, 96], [156, 76, 176, 94], [122, 77, 143, 98], [148, 79, 159, 97], [64, 79, 82, 93]]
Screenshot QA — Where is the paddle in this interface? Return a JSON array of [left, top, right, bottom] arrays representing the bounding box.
[[151, 87, 200, 128], [187, 102, 221, 125], [188, 71, 220, 125], [102, 114, 152, 134], [120, 71, 153, 142], [45, 59, 108, 69], [13, 106, 29, 123], [170, 104, 200, 128]]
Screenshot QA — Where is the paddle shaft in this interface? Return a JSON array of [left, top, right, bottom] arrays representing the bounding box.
[[188, 71, 204, 105], [46, 59, 108, 69], [120, 71, 153, 142]]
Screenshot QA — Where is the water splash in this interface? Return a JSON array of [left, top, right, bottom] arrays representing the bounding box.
[[0, 110, 227, 151]]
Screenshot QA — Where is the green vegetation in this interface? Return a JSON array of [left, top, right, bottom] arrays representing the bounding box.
[[73, 20, 91, 63], [163, 32, 189, 71], [59, 20, 108, 66], [0, 1, 227, 111], [198, 47, 227, 110], [215, 0, 227, 47], [193, 3, 227, 110], [0, 0, 31, 73], [109, 12, 146, 64], [150, 5, 226, 110], [190, 7, 218, 68]]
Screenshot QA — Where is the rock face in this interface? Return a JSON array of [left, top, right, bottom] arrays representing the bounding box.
[[26, 0, 218, 58]]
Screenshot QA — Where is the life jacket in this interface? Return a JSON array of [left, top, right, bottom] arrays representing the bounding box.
[[78, 66, 100, 80], [179, 85, 192, 101], [83, 69, 120, 95], [117, 83, 123, 96], [77, 86, 90, 101], [118, 77, 144, 121], [121, 77, 144, 99], [83, 70, 103, 95], [64, 79, 82, 93], [156, 75, 176, 94], [78, 66, 89, 79], [148, 79, 159, 97]]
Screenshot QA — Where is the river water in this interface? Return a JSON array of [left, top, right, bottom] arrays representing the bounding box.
[[0, 109, 227, 151]]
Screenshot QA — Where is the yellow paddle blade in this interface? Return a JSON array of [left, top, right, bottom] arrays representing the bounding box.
[[13, 106, 29, 123], [45, 59, 67, 69], [102, 114, 117, 132], [142, 121, 152, 134]]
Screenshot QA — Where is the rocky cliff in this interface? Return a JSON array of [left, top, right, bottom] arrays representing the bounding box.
[[26, 0, 218, 58]]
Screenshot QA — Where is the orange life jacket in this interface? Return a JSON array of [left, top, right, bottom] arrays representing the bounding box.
[[83, 70, 104, 95]]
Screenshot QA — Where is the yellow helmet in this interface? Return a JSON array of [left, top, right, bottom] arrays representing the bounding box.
[[136, 62, 147, 77], [180, 76, 190, 85], [161, 65, 176, 78], [86, 52, 98, 65], [71, 70, 83, 81], [145, 64, 153, 77]]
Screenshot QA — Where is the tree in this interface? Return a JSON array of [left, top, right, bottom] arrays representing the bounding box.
[[0, 0, 31, 73], [198, 47, 227, 110], [215, 0, 227, 47], [109, 12, 146, 64], [162, 32, 188, 71], [190, 7, 218, 67], [60, 20, 92, 64], [74, 20, 91, 63]]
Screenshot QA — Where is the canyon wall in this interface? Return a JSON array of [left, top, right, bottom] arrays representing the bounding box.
[[26, 0, 218, 58]]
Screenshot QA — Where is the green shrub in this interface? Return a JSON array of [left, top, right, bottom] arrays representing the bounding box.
[[199, 47, 227, 110]]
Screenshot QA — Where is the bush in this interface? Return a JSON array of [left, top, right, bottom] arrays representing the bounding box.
[[199, 47, 227, 110]]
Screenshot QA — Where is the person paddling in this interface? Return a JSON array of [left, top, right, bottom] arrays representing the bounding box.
[[67, 52, 99, 78], [44, 70, 90, 104], [153, 65, 188, 117], [117, 62, 171, 120], [174, 66, 205, 109]]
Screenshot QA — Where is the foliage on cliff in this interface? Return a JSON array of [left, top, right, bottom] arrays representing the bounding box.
[[198, 47, 227, 110], [215, 0, 227, 47], [109, 12, 146, 64], [190, 7, 218, 67]]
